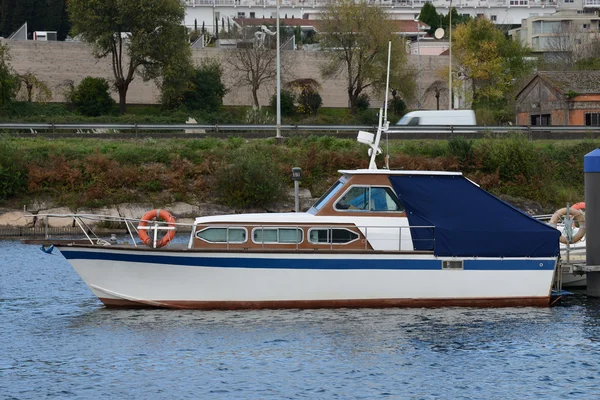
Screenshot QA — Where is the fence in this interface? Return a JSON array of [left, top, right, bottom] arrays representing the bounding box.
[[1, 123, 600, 139]]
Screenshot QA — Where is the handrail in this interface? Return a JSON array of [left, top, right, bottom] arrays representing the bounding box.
[[26, 213, 436, 252]]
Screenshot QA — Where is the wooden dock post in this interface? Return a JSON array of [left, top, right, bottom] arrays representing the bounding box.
[[585, 149, 600, 296]]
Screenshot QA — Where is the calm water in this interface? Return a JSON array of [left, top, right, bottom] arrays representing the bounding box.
[[2, 240, 600, 399]]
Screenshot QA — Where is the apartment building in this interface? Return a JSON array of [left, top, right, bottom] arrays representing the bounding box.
[[184, 0, 585, 33]]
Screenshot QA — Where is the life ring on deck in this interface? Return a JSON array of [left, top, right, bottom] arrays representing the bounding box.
[[138, 209, 177, 248], [572, 202, 585, 211], [550, 207, 586, 244]]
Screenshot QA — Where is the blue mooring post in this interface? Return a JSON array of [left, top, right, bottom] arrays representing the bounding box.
[[585, 149, 600, 296]]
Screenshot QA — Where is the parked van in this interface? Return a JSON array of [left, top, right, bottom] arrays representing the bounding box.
[[396, 110, 477, 127]]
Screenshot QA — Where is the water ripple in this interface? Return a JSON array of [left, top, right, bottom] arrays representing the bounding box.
[[2, 240, 600, 399]]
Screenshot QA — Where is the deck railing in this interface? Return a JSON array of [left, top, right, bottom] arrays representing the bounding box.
[[18, 213, 436, 253]]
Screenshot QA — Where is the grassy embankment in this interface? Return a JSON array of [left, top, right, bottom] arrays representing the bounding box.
[[0, 133, 594, 213]]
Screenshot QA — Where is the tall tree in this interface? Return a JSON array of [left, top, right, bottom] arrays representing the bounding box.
[[47, 0, 71, 40], [0, 43, 19, 106], [419, 2, 439, 37], [224, 23, 290, 108], [319, 0, 415, 113], [453, 18, 532, 108], [68, 0, 193, 114]]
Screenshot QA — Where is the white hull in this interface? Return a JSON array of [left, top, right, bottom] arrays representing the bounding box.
[[61, 247, 557, 309]]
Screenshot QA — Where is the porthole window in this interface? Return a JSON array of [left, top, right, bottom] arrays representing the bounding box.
[[253, 228, 303, 244], [196, 227, 247, 243], [308, 228, 359, 245], [334, 186, 403, 212]]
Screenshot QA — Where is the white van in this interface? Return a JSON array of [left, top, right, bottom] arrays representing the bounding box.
[[396, 110, 477, 127]]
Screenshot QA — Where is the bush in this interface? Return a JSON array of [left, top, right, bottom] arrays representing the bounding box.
[[447, 136, 474, 167], [270, 89, 296, 117], [180, 59, 227, 113], [214, 146, 286, 208], [389, 97, 407, 116], [356, 93, 370, 111], [298, 90, 322, 115], [0, 139, 27, 201], [71, 77, 116, 117]]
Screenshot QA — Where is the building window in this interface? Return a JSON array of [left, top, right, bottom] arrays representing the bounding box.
[[335, 186, 403, 212], [252, 228, 304, 244], [196, 227, 247, 243], [564, 0, 574, 3], [491, 15, 497, 22], [585, 113, 600, 126], [237, 12, 245, 18], [308, 228, 359, 245], [531, 114, 551, 126], [250, 12, 255, 18]]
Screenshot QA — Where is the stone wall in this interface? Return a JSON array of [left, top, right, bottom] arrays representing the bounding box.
[[3, 39, 450, 109]]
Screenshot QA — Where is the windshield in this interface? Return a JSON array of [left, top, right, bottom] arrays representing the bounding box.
[[396, 115, 409, 125], [311, 180, 344, 212]]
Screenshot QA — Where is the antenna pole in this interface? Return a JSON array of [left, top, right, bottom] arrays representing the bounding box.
[[383, 40, 391, 124], [368, 41, 392, 170]]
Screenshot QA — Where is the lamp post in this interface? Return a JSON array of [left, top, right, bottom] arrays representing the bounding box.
[[448, 0, 452, 110], [415, 19, 422, 109], [276, 0, 281, 139]]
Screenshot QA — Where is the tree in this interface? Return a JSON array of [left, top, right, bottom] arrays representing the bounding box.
[[178, 58, 228, 112], [0, 43, 18, 106], [17, 72, 52, 103], [419, 2, 439, 37], [225, 22, 290, 108], [542, 24, 600, 71], [319, 0, 415, 113], [452, 18, 533, 108], [286, 78, 323, 115], [423, 80, 447, 110], [68, 0, 193, 114]]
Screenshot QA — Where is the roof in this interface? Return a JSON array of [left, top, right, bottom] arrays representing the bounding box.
[[339, 169, 461, 176], [537, 71, 600, 95]]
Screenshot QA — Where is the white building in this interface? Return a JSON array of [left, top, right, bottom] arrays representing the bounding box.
[[184, 0, 587, 34]]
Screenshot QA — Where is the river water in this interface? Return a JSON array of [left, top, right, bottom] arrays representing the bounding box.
[[2, 239, 600, 399]]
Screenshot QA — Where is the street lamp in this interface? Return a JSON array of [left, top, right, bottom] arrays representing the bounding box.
[[414, 17, 422, 109], [276, 0, 281, 139], [448, 0, 452, 110]]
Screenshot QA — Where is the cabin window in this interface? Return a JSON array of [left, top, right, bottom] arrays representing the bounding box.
[[253, 228, 303, 244], [335, 186, 403, 212], [312, 180, 344, 211], [309, 228, 359, 244], [196, 227, 247, 243]]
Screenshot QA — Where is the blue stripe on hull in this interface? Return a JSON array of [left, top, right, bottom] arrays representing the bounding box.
[[59, 250, 556, 271]]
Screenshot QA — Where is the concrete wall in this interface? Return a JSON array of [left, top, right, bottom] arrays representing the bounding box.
[[3, 39, 449, 110]]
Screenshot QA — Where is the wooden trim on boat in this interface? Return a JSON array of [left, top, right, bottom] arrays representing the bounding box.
[[56, 243, 434, 255], [99, 296, 552, 309]]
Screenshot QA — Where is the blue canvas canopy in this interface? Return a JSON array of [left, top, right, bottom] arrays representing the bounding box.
[[389, 174, 560, 258]]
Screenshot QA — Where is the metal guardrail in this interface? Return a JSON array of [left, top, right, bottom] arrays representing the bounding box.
[[1, 123, 600, 139]]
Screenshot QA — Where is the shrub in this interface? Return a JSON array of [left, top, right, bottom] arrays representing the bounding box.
[[180, 59, 227, 113], [356, 93, 370, 111], [298, 90, 322, 115], [270, 89, 296, 116], [0, 139, 27, 201], [71, 77, 116, 116], [389, 97, 407, 116], [447, 136, 474, 167], [214, 146, 286, 208]]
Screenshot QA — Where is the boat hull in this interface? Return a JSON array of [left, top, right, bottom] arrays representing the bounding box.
[[59, 246, 557, 309]]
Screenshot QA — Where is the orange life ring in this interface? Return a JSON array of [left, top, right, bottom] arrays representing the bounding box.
[[572, 202, 585, 211], [550, 207, 585, 244], [137, 209, 176, 248]]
